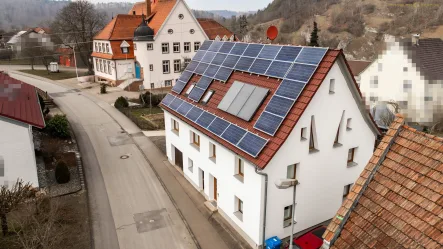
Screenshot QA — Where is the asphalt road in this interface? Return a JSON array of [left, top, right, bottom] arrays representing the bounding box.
[[8, 72, 197, 249]]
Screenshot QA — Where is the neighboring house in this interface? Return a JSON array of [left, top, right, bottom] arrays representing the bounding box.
[[346, 60, 371, 86], [0, 72, 45, 188], [197, 18, 236, 41], [6, 28, 55, 57], [92, 0, 235, 90], [160, 40, 380, 248], [359, 36, 443, 125], [57, 47, 86, 68], [322, 115, 442, 249]]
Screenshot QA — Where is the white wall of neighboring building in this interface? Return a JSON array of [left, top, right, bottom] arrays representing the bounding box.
[[94, 57, 117, 81], [163, 59, 377, 247], [0, 116, 39, 188], [134, 0, 207, 89], [358, 41, 436, 124], [116, 59, 135, 81]]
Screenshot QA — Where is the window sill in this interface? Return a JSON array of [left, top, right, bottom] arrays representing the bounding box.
[[190, 143, 200, 151], [347, 162, 358, 167], [309, 148, 319, 154], [300, 138, 307, 141], [172, 129, 179, 136], [333, 143, 342, 148], [329, 91, 335, 94], [347, 128, 352, 131], [163, 72, 171, 74], [209, 157, 216, 163], [234, 174, 244, 183], [234, 211, 243, 222]]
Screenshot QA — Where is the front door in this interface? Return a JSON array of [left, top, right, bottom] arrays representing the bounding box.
[[174, 147, 183, 171], [214, 177, 218, 201], [135, 62, 141, 78]]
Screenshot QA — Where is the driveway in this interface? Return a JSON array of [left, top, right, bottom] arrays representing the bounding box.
[[7, 71, 197, 249]]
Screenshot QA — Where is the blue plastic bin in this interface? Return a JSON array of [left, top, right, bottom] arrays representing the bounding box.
[[265, 236, 282, 249]]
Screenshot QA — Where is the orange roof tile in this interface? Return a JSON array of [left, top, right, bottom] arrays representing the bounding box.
[[324, 115, 443, 249], [128, 0, 177, 35], [197, 18, 236, 40], [94, 15, 143, 40]]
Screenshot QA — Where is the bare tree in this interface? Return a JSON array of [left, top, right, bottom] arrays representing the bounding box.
[[0, 179, 34, 236], [51, 0, 106, 74], [378, 101, 400, 128]]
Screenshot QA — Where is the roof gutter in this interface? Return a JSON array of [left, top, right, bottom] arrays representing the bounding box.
[[255, 166, 268, 248]]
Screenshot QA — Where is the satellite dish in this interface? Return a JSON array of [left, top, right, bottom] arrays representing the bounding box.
[[267, 26, 278, 41]]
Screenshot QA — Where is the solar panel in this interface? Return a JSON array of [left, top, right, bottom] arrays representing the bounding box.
[[185, 61, 199, 72], [285, 63, 317, 83], [266, 61, 292, 78], [193, 50, 206, 61], [254, 111, 284, 136], [208, 118, 230, 136], [243, 44, 264, 57], [275, 79, 305, 100], [264, 95, 295, 117], [237, 132, 268, 157], [196, 111, 216, 128], [186, 107, 204, 121], [161, 94, 175, 106], [295, 47, 327, 65], [204, 65, 220, 78], [234, 57, 255, 71], [212, 53, 227, 65], [169, 97, 184, 111], [196, 76, 213, 89], [230, 43, 248, 55], [258, 45, 281, 59], [195, 63, 209, 75], [219, 42, 235, 53], [214, 67, 233, 82], [208, 41, 223, 52], [275, 46, 302, 62], [171, 80, 186, 94], [201, 51, 217, 63], [188, 86, 205, 102], [222, 55, 240, 68], [178, 70, 193, 83], [199, 40, 213, 51], [177, 101, 193, 116], [249, 59, 272, 75], [221, 124, 247, 145]]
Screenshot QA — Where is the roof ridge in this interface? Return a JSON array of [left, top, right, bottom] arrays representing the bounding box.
[[323, 115, 405, 246], [401, 124, 443, 142]]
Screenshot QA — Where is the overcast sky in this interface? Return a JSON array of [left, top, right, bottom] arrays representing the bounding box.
[[89, 0, 273, 12]]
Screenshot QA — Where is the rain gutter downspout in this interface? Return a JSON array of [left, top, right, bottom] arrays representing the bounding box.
[[255, 166, 268, 249]]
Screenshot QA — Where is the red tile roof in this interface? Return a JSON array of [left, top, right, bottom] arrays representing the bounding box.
[[197, 18, 236, 40], [161, 48, 378, 168], [0, 72, 45, 128], [94, 15, 143, 41], [323, 115, 443, 248], [128, 0, 177, 36]]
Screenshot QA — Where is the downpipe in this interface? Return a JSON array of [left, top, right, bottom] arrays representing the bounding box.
[[255, 166, 268, 249]]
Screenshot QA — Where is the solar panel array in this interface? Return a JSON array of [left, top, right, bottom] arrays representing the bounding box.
[[161, 93, 268, 158]]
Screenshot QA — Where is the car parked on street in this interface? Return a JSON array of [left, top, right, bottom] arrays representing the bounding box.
[[285, 226, 327, 249]]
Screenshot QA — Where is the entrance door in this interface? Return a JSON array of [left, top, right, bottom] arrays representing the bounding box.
[[214, 177, 218, 201], [135, 62, 141, 78], [174, 147, 183, 171]]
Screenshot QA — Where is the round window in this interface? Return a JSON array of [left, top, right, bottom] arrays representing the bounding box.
[[168, 29, 173, 34], [179, 14, 184, 20], [190, 29, 195, 34]]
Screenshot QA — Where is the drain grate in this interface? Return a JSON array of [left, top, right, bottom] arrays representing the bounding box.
[[120, 155, 129, 159]]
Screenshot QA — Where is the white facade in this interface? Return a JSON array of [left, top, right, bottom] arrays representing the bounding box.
[[164, 59, 378, 248], [133, 0, 207, 89], [0, 116, 39, 188], [359, 41, 443, 124], [93, 56, 135, 83]]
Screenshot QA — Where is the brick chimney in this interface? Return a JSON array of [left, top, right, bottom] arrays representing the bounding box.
[[146, 0, 151, 17]]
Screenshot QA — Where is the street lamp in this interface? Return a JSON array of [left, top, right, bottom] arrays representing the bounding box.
[[275, 178, 299, 249]]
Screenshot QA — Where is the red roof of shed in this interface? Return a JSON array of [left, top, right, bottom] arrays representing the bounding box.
[[0, 72, 45, 128]]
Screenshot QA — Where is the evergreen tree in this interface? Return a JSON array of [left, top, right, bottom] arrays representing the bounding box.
[[309, 21, 320, 47], [239, 15, 249, 39], [230, 16, 238, 35]]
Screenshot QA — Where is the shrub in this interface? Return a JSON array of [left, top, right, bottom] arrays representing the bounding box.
[[100, 83, 107, 94], [361, 4, 375, 15], [46, 114, 70, 138], [140, 92, 166, 107], [114, 96, 129, 109], [55, 161, 70, 184]]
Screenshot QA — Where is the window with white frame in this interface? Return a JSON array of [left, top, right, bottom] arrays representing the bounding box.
[[184, 42, 191, 52], [209, 142, 216, 160], [95, 43, 98, 52], [184, 58, 191, 67], [162, 60, 170, 74], [173, 42, 180, 53], [104, 60, 108, 73], [95, 59, 99, 71], [188, 158, 193, 172], [329, 79, 335, 93], [235, 157, 244, 182], [165, 80, 172, 87], [149, 64, 153, 71], [343, 184, 352, 202], [194, 42, 201, 51], [347, 148, 356, 166], [147, 43, 153, 50], [283, 205, 293, 227], [162, 43, 169, 53], [346, 118, 352, 130], [234, 196, 243, 221], [300, 127, 307, 140], [286, 164, 297, 179], [106, 44, 109, 53], [191, 131, 200, 148], [100, 60, 103, 72], [378, 63, 383, 72], [174, 59, 181, 73], [107, 61, 111, 74], [172, 119, 179, 133], [201, 90, 214, 104]]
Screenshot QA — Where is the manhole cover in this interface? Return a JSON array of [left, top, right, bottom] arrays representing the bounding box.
[[120, 155, 129, 159], [133, 209, 171, 234]]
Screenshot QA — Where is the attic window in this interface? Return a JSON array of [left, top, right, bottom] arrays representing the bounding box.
[[179, 14, 184, 19], [168, 29, 174, 34], [147, 43, 153, 50], [346, 118, 352, 130], [133, 11, 136, 15], [300, 127, 307, 140], [190, 29, 195, 34], [309, 116, 318, 153], [329, 79, 335, 93]]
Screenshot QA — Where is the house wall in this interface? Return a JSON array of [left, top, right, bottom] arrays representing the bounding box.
[[262, 62, 377, 241], [358, 41, 433, 123], [0, 116, 39, 188], [134, 0, 207, 89], [94, 57, 117, 82]]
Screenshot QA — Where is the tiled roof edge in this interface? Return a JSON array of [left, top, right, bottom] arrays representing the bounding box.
[[324, 115, 405, 246]]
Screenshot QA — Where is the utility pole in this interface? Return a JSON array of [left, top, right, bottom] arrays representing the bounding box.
[[72, 44, 79, 82]]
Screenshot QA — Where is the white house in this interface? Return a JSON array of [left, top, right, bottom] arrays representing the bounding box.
[[6, 28, 54, 57], [92, 0, 235, 90], [359, 36, 443, 125], [0, 72, 45, 188], [160, 41, 380, 248]]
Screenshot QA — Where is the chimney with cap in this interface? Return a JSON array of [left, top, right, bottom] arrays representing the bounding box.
[[146, 0, 151, 17], [412, 34, 420, 46]]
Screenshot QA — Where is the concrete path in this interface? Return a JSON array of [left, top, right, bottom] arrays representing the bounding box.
[[143, 130, 166, 137], [7, 71, 230, 249]]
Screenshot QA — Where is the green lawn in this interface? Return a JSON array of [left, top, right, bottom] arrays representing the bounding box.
[[19, 69, 87, 80], [130, 107, 164, 117]]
